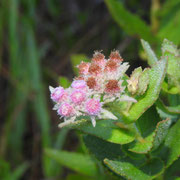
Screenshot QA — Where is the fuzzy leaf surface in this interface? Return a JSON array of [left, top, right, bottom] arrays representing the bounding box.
[[160, 120, 180, 167], [104, 158, 164, 180], [68, 119, 135, 145], [83, 135, 123, 161], [141, 39, 158, 67], [123, 57, 167, 123]]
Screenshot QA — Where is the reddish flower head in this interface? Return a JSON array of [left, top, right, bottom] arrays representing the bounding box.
[[88, 63, 102, 75], [104, 60, 118, 72], [105, 80, 120, 94], [109, 51, 123, 62], [86, 77, 97, 89], [92, 52, 106, 66], [78, 61, 90, 75]]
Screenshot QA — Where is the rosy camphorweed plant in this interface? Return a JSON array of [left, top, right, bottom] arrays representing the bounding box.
[[49, 51, 138, 127]]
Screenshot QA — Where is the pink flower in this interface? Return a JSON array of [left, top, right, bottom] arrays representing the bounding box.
[[70, 90, 86, 104], [58, 103, 74, 117], [88, 63, 102, 76], [104, 80, 120, 94], [71, 80, 87, 89], [104, 60, 119, 72], [92, 52, 106, 67], [50, 86, 66, 103], [85, 99, 102, 116], [109, 50, 123, 63], [78, 61, 90, 75]]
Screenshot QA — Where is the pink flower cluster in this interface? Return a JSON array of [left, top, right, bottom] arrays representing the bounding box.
[[50, 80, 102, 127], [50, 51, 137, 127]]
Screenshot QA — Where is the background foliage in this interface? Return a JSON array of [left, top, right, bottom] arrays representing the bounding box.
[[0, 0, 180, 179]]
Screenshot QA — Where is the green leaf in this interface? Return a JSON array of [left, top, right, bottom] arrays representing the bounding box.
[[129, 107, 171, 153], [141, 39, 158, 66], [123, 57, 168, 124], [151, 118, 171, 151], [161, 39, 180, 89], [66, 119, 135, 145], [127, 67, 142, 95], [136, 68, 149, 95], [162, 81, 179, 94], [158, 10, 180, 45], [156, 99, 179, 121], [164, 158, 180, 180], [11, 162, 29, 180], [70, 54, 89, 75], [45, 149, 98, 176], [59, 76, 71, 88], [121, 144, 146, 160], [128, 133, 154, 154], [160, 120, 180, 168], [105, 0, 155, 43], [104, 158, 164, 180], [83, 135, 123, 161]]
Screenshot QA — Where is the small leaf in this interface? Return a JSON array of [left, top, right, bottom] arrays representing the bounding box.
[[127, 67, 142, 95], [123, 57, 167, 123], [156, 99, 179, 121], [151, 118, 171, 151], [161, 39, 180, 89], [160, 120, 180, 168], [104, 0, 155, 43], [137, 68, 149, 95], [128, 133, 154, 154], [164, 158, 180, 180], [129, 107, 170, 153], [141, 39, 158, 67], [45, 149, 98, 176], [104, 158, 164, 180], [162, 81, 179, 94]]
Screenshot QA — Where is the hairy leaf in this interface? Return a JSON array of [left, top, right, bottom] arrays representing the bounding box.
[[83, 135, 123, 161], [161, 120, 180, 167], [141, 39, 158, 66], [104, 158, 164, 180], [161, 39, 180, 90], [67, 119, 135, 145], [123, 57, 167, 123]]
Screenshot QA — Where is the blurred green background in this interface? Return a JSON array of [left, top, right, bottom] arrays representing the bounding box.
[[0, 0, 180, 179]]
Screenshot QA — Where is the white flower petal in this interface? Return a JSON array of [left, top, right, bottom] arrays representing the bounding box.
[[91, 116, 96, 127], [101, 109, 118, 120], [119, 95, 137, 102], [49, 86, 54, 93]]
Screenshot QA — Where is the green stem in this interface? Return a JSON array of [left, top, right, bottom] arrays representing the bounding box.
[[151, 0, 160, 34]]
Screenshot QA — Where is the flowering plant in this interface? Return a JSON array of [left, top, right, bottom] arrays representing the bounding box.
[[47, 39, 180, 180], [50, 51, 140, 127]]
